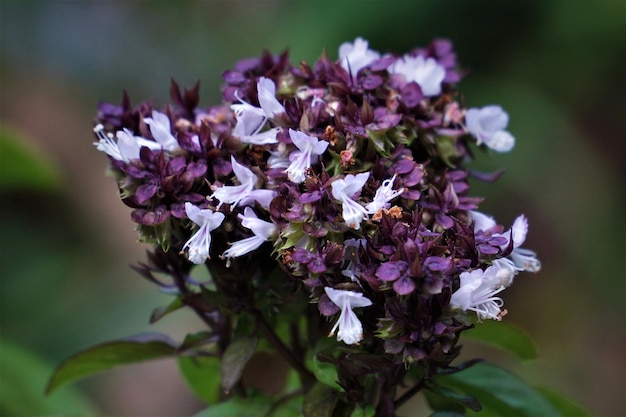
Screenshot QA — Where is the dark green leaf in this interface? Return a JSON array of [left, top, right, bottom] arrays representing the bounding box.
[[178, 355, 221, 405], [303, 382, 337, 417], [310, 355, 342, 391], [426, 380, 481, 412], [430, 412, 467, 417], [178, 331, 215, 352], [0, 127, 62, 191], [536, 387, 592, 417], [0, 340, 98, 416], [46, 333, 178, 394], [192, 393, 273, 417], [220, 336, 258, 394], [150, 297, 185, 323], [463, 320, 537, 361], [438, 362, 560, 416]]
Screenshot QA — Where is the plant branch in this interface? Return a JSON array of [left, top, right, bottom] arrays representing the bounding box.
[[251, 308, 315, 385], [393, 376, 427, 409]]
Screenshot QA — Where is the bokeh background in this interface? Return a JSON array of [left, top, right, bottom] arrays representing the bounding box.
[[1, 1, 624, 416]]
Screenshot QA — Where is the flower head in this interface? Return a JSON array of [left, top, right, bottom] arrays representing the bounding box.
[[465, 105, 515, 152], [182, 202, 225, 264], [324, 287, 372, 345]]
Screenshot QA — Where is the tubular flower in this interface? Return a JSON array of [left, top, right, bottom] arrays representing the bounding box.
[[331, 172, 370, 230], [211, 156, 276, 210], [231, 77, 285, 145], [450, 266, 508, 320], [285, 129, 329, 183], [338, 37, 380, 81], [495, 215, 542, 273], [324, 287, 373, 345], [93, 125, 160, 162], [389, 55, 446, 97], [223, 207, 277, 260], [465, 105, 515, 152], [143, 110, 181, 152], [365, 175, 403, 214], [182, 202, 225, 264]]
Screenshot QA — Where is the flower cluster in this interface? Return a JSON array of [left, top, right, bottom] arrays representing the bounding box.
[[94, 37, 539, 373]]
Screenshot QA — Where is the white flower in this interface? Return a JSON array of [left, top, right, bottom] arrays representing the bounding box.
[[182, 202, 225, 264], [93, 125, 160, 162], [465, 105, 515, 153], [285, 129, 329, 183], [338, 37, 380, 80], [450, 266, 507, 320], [389, 55, 446, 97], [331, 172, 370, 230], [211, 156, 276, 210], [365, 175, 403, 214], [231, 77, 284, 145], [495, 215, 541, 273], [223, 207, 277, 260], [468, 210, 497, 232], [143, 111, 181, 152], [256, 77, 285, 118], [324, 287, 372, 345], [472, 213, 541, 275]]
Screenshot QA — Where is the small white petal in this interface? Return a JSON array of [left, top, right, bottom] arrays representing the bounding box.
[[257, 77, 285, 118], [469, 210, 497, 232], [144, 111, 180, 152], [338, 37, 381, 80], [389, 55, 446, 97]]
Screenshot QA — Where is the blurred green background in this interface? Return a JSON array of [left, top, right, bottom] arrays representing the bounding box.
[[1, 1, 624, 416]]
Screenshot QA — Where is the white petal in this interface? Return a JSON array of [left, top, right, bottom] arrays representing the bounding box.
[[257, 77, 285, 118]]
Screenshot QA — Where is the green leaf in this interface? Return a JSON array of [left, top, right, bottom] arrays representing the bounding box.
[[0, 126, 62, 191], [350, 405, 376, 417], [193, 393, 273, 417], [430, 412, 467, 417], [0, 339, 98, 416], [426, 380, 481, 412], [178, 355, 221, 405], [463, 320, 538, 361], [303, 382, 337, 417], [150, 297, 185, 324], [267, 394, 304, 417], [536, 387, 592, 417], [438, 362, 560, 416], [310, 354, 342, 391], [46, 333, 178, 394], [220, 336, 258, 394]]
